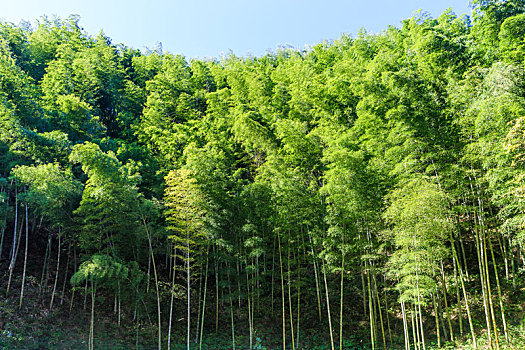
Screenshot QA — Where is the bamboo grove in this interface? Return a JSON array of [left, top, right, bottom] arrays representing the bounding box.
[[1, 1, 525, 348]]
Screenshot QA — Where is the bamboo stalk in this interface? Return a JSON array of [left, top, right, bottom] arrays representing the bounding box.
[[19, 204, 29, 309]]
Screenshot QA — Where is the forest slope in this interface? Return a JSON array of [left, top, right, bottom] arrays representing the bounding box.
[[1, 1, 525, 349]]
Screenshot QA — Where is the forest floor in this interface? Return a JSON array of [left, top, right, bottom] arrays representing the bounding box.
[[0, 268, 370, 349], [0, 269, 142, 349], [1, 260, 524, 349]]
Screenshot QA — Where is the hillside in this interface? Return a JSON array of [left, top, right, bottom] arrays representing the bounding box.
[[1, 1, 525, 349]]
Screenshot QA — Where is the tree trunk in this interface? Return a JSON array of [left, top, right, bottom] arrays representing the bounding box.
[[401, 301, 410, 350], [489, 231, 508, 343], [246, 262, 253, 350], [186, 231, 191, 350], [309, 233, 322, 322], [411, 304, 418, 350], [168, 247, 176, 350], [19, 204, 29, 309], [199, 246, 209, 350], [278, 232, 286, 350], [6, 187, 18, 297], [449, 224, 477, 348], [287, 231, 295, 350], [143, 217, 162, 350], [39, 236, 51, 299], [50, 229, 61, 309], [60, 242, 72, 305], [227, 262, 236, 350], [195, 260, 204, 344], [433, 293, 441, 348], [215, 250, 219, 333], [322, 260, 335, 350], [373, 273, 386, 350], [90, 278, 96, 350], [339, 229, 344, 350], [367, 262, 376, 350], [439, 261, 453, 342], [0, 185, 8, 260]]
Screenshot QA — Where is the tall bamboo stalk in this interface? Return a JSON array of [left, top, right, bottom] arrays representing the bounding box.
[[6, 186, 18, 297], [488, 231, 508, 343], [199, 245, 209, 350], [50, 229, 61, 309], [168, 247, 176, 350], [287, 230, 295, 350], [278, 231, 286, 350], [339, 228, 345, 350], [19, 204, 29, 309], [143, 217, 162, 350]]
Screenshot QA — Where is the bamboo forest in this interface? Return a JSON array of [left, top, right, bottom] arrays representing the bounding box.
[[1, 1, 525, 349]]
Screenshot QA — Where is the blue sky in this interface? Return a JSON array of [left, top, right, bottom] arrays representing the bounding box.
[[1, 0, 472, 59]]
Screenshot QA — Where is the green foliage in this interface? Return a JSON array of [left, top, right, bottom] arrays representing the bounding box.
[[11, 162, 82, 226], [384, 177, 452, 303], [499, 14, 525, 62], [2, 8, 525, 349], [71, 254, 129, 286], [70, 142, 142, 255], [164, 168, 206, 253]]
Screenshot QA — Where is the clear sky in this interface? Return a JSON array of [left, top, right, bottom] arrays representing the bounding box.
[[1, 0, 472, 59]]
